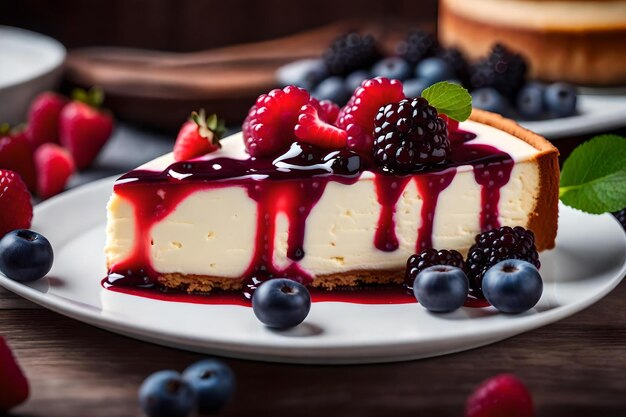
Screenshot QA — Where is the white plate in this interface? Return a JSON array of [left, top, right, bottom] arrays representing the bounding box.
[[1, 177, 625, 364], [0, 25, 66, 125], [521, 93, 626, 139]]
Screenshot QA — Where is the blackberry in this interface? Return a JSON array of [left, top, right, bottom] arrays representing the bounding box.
[[405, 248, 465, 290], [323, 32, 381, 76], [396, 30, 438, 65], [372, 97, 450, 173], [438, 47, 470, 86], [466, 226, 540, 293], [613, 208, 626, 230], [469, 43, 528, 99]]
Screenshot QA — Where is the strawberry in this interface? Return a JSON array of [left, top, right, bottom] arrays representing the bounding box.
[[336, 77, 405, 155], [0, 170, 32, 239], [173, 110, 225, 162], [0, 124, 37, 191], [295, 104, 347, 149], [465, 374, 535, 417], [59, 87, 114, 170], [34, 143, 75, 199], [26, 91, 68, 148], [242, 86, 311, 157], [0, 337, 29, 411]]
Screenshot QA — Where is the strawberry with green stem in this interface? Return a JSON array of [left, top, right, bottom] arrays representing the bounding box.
[[173, 110, 226, 161]]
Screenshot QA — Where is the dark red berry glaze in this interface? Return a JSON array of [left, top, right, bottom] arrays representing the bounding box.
[[105, 126, 515, 306]]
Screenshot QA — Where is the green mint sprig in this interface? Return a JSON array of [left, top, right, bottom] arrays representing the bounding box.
[[559, 134, 626, 214], [421, 81, 472, 122]]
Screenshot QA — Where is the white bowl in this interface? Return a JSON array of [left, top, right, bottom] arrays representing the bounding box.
[[0, 26, 66, 125]]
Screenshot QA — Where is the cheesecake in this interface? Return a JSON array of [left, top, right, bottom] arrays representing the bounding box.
[[439, 0, 626, 86], [104, 106, 559, 295]]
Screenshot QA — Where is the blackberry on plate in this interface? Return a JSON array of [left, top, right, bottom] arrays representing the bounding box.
[[396, 30, 438, 65], [323, 32, 381, 76], [466, 226, 540, 294], [470, 43, 528, 100], [372, 97, 450, 173], [405, 248, 465, 290]]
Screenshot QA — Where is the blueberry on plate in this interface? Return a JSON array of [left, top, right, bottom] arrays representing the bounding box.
[[413, 265, 469, 313], [0, 229, 53, 282], [544, 82, 577, 118], [182, 359, 235, 414], [471, 88, 511, 115], [313, 76, 350, 105], [516, 82, 545, 119], [276, 58, 328, 90], [252, 278, 311, 328], [139, 370, 196, 417], [345, 70, 370, 93], [403, 78, 430, 98], [415, 57, 454, 84], [371, 57, 412, 81], [482, 259, 543, 314]]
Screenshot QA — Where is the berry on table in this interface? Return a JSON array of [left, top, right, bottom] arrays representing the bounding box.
[[471, 88, 511, 115], [295, 104, 348, 149], [405, 248, 465, 290], [516, 83, 545, 119], [0, 124, 37, 191], [345, 70, 371, 93], [465, 226, 540, 294], [470, 43, 527, 100], [252, 278, 311, 329], [465, 374, 535, 417], [182, 359, 235, 414], [276, 58, 328, 91], [173, 110, 225, 161], [0, 170, 33, 239], [312, 76, 350, 105], [139, 370, 196, 417], [372, 97, 450, 173], [26, 91, 68, 148], [323, 32, 381, 76], [396, 30, 438, 65], [544, 82, 577, 118], [482, 259, 543, 314], [0, 229, 54, 283], [402, 78, 430, 98], [415, 57, 454, 85], [34, 143, 75, 199], [371, 57, 412, 81], [0, 337, 29, 411], [413, 265, 469, 313], [242, 86, 311, 158]]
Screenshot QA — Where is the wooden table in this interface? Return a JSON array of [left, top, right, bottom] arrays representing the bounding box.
[[1, 126, 625, 417]]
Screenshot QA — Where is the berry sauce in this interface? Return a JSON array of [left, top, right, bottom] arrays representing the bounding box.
[[105, 128, 512, 306]]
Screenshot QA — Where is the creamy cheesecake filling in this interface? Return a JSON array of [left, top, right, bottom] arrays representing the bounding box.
[[105, 120, 541, 288]]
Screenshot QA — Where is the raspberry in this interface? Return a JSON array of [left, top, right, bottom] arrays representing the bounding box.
[[0, 170, 33, 239], [242, 86, 310, 157], [336, 77, 405, 156], [470, 43, 528, 100], [323, 32, 381, 76], [405, 248, 465, 290], [294, 104, 348, 149], [396, 30, 438, 65], [466, 226, 540, 293], [372, 97, 450, 172], [311, 98, 340, 125], [465, 374, 534, 417]]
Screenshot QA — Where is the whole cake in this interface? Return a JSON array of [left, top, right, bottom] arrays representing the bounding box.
[[439, 0, 626, 85], [104, 79, 559, 296]]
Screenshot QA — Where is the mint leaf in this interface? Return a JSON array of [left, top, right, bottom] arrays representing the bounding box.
[[421, 81, 472, 122], [559, 134, 626, 214]]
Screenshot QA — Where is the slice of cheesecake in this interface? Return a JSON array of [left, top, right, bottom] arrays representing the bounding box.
[[104, 109, 558, 294]]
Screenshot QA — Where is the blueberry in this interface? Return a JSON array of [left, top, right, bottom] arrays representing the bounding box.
[[252, 278, 311, 328], [403, 78, 430, 98], [544, 82, 577, 117], [471, 88, 511, 115], [516, 82, 545, 119], [0, 230, 53, 282], [413, 265, 469, 313], [345, 70, 370, 93], [482, 259, 543, 314], [415, 57, 454, 84], [313, 76, 350, 105], [371, 57, 412, 81], [276, 59, 328, 90], [182, 359, 235, 414], [139, 370, 196, 417]]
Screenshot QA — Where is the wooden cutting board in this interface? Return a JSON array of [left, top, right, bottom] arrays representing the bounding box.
[[64, 21, 413, 131]]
